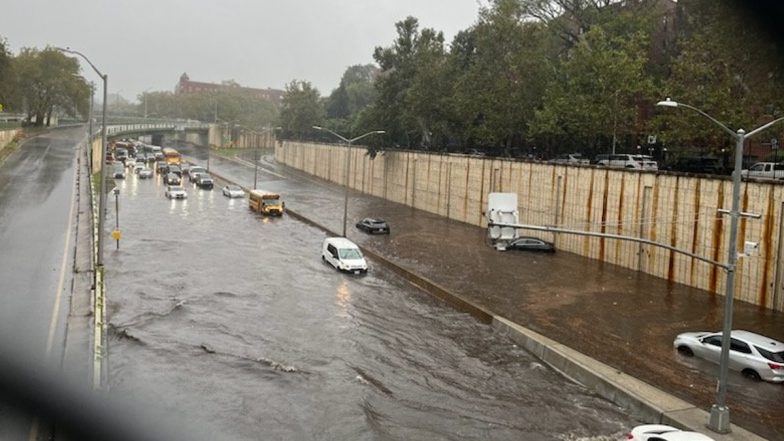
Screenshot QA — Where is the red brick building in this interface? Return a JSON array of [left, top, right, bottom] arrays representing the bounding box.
[[175, 73, 284, 106]]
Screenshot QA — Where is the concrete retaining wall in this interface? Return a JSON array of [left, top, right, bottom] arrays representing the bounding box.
[[0, 128, 19, 154], [277, 141, 784, 312]]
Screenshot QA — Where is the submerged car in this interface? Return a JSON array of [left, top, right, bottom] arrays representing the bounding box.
[[165, 185, 187, 200], [138, 167, 153, 179], [506, 236, 555, 253], [356, 218, 390, 234], [322, 237, 368, 274], [222, 185, 245, 198], [673, 330, 784, 382], [196, 174, 214, 189], [626, 424, 715, 441]]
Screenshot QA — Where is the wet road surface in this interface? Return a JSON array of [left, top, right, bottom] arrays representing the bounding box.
[[105, 155, 638, 440], [0, 127, 83, 439], [178, 143, 784, 440]]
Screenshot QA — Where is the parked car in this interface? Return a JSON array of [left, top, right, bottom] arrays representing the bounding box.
[[222, 185, 245, 198], [163, 173, 181, 185], [549, 153, 589, 165], [506, 236, 555, 253], [626, 424, 715, 441], [187, 166, 206, 180], [596, 154, 658, 170], [138, 167, 153, 179], [322, 238, 368, 274], [741, 162, 784, 180], [196, 174, 214, 189], [673, 330, 784, 382], [112, 164, 125, 179], [356, 218, 390, 234], [664, 156, 724, 175], [165, 185, 187, 199]]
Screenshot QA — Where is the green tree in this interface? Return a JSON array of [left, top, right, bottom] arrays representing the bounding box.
[[14, 47, 89, 126], [0, 37, 15, 111], [530, 24, 654, 153], [654, 0, 784, 151], [279, 80, 323, 139]]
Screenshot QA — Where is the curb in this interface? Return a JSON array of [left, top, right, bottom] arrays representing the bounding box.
[[199, 158, 767, 441]]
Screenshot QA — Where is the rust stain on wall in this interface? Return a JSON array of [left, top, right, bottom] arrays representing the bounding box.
[[599, 171, 610, 261], [584, 169, 595, 256], [463, 159, 471, 223], [615, 174, 626, 262], [667, 176, 681, 282], [690, 179, 702, 284], [709, 183, 726, 293], [760, 190, 775, 307], [478, 159, 487, 225]]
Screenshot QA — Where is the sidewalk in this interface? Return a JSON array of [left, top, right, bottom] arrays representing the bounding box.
[[200, 150, 782, 440]]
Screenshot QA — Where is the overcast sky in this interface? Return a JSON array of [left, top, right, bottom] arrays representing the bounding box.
[[2, 0, 482, 102]]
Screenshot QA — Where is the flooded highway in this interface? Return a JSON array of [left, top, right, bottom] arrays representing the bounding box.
[[104, 160, 637, 440], [177, 142, 784, 440]]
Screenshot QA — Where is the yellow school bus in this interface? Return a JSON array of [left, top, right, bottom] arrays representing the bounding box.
[[162, 147, 182, 165], [249, 190, 284, 216]]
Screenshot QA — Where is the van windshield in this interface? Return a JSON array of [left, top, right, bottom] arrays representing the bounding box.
[[339, 248, 362, 260]]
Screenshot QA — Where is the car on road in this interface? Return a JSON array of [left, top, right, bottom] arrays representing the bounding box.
[[163, 173, 181, 185], [322, 237, 368, 274], [165, 185, 187, 199], [626, 424, 715, 441], [222, 185, 245, 198], [506, 236, 555, 253], [168, 164, 182, 177], [132, 162, 145, 174], [673, 330, 784, 382], [549, 153, 589, 165], [113, 164, 125, 179], [356, 218, 390, 234], [138, 167, 153, 179], [196, 174, 214, 189], [156, 162, 170, 174], [187, 166, 206, 180]]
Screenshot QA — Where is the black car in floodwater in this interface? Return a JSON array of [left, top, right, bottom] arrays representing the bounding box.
[[356, 218, 390, 234]]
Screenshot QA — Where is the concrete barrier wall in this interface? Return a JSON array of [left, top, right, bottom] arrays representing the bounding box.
[[207, 124, 274, 149], [277, 141, 784, 312], [0, 128, 19, 154]]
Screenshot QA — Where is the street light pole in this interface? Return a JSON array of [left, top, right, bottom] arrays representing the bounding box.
[[657, 98, 784, 433], [56, 47, 109, 266], [312, 126, 385, 237]]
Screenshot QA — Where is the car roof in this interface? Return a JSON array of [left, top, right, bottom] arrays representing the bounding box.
[[732, 330, 784, 348], [324, 237, 360, 249], [658, 432, 716, 441], [365, 218, 385, 223]]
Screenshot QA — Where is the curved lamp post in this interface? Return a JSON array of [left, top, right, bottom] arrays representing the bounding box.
[[312, 126, 385, 236], [241, 126, 281, 189], [656, 98, 784, 433], [55, 47, 109, 267]]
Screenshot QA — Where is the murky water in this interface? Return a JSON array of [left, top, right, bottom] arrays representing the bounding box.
[[105, 164, 636, 440]]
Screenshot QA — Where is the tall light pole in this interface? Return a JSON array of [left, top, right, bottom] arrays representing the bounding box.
[[312, 126, 385, 236], [238, 125, 281, 189], [56, 47, 109, 266], [657, 98, 784, 433], [88, 82, 95, 171]]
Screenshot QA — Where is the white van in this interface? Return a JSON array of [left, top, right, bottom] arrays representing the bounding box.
[[322, 237, 368, 274], [741, 162, 784, 180]]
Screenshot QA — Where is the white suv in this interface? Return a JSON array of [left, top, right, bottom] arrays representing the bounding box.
[[322, 237, 368, 274]]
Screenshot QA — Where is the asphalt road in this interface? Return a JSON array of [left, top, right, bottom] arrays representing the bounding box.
[[103, 152, 638, 440], [0, 127, 84, 440]]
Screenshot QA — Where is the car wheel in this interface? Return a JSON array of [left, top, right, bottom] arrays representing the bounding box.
[[742, 369, 762, 381], [676, 346, 694, 356]]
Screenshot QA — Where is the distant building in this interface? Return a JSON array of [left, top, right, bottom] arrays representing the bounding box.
[[175, 73, 284, 106]]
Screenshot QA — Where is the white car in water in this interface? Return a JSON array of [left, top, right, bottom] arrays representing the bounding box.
[[322, 237, 368, 274], [626, 424, 715, 441], [222, 185, 245, 198], [673, 330, 784, 382], [165, 185, 187, 200]]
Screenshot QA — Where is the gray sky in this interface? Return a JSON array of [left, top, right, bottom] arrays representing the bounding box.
[[2, 0, 481, 102]]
